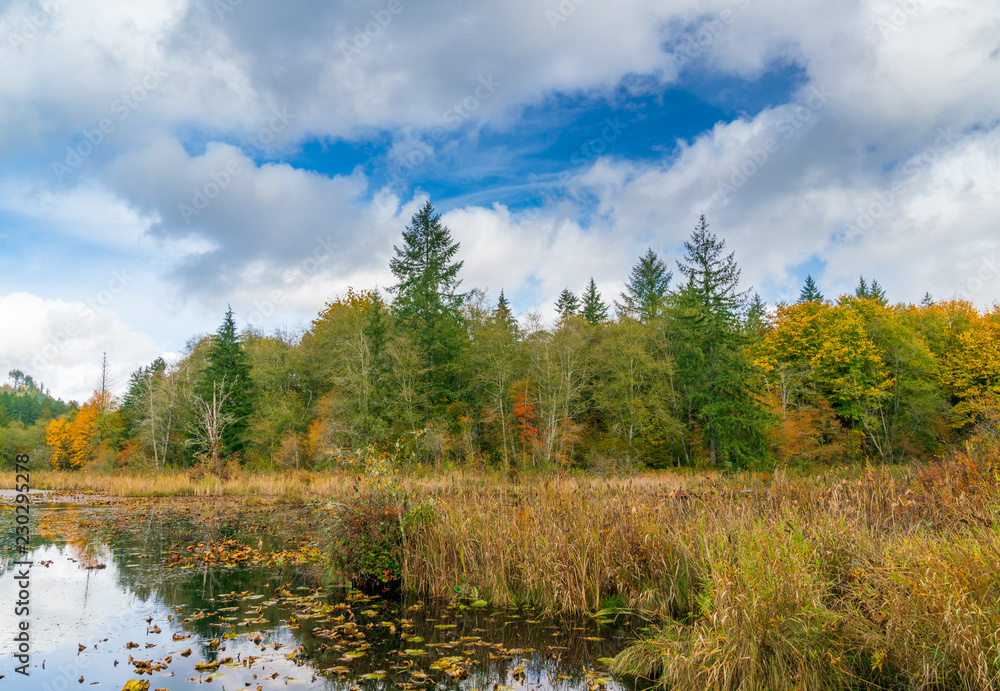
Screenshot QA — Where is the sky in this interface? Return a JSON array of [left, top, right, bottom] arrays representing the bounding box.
[[0, 0, 998, 403]]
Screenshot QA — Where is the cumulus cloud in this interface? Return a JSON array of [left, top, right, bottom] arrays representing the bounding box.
[[2, 0, 1000, 399], [0, 292, 164, 402]]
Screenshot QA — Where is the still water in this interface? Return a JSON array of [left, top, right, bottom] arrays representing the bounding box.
[[1, 496, 644, 691]]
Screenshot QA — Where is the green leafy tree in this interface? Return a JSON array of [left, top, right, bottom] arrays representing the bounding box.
[[389, 200, 467, 406], [555, 288, 580, 320], [592, 318, 679, 465], [798, 275, 824, 303], [616, 247, 672, 322], [464, 294, 527, 467], [580, 278, 609, 325], [668, 215, 771, 469], [194, 307, 255, 460]]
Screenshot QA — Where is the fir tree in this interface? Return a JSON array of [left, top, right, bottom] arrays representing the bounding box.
[[855, 275, 869, 299], [668, 215, 770, 469], [746, 293, 768, 338], [195, 307, 255, 458], [388, 200, 467, 404], [869, 279, 887, 306], [493, 290, 519, 332], [798, 275, 824, 303], [855, 275, 887, 306], [580, 278, 609, 325], [555, 288, 580, 320], [920, 292, 935, 308], [616, 247, 672, 322]]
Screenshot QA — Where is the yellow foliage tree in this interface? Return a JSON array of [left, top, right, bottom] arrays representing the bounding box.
[[45, 391, 107, 469]]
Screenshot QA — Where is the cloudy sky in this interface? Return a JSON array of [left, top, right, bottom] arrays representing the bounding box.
[[0, 0, 998, 402]]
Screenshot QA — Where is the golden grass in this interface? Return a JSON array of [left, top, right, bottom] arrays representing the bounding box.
[[11, 445, 1000, 689], [399, 446, 1000, 690]]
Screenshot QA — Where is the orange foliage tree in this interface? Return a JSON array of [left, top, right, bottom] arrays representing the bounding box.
[[46, 390, 121, 469]]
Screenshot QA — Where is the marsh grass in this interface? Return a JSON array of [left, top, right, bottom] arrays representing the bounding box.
[[15, 444, 1000, 689]]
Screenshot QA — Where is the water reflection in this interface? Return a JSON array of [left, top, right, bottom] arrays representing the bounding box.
[[1, 499, 643, 691]]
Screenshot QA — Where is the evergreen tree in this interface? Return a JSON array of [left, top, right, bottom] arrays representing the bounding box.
[[855, 275, 887, 306], [493, 290, 518, 332], [855, 275, 870, 299], [555, 288, 580, 320], [798, 275, 824, 303], [668, 215, 770, 469], [869, 279, 887, 306], [616, 247, 672, 322], [195, 307, 255, 458], [580, 278, 609, 325], [388, 200, 467, 405], [746, 293, 768, 338], [920, 292, 935, 308]]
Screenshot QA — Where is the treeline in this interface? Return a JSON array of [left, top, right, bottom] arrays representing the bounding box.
[[0, 371, 73, 462], [22, 203, 1000, 472]]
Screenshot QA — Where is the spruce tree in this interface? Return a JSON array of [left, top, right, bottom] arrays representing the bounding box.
[[493, 290, 519, 333], [580, 278, 609, 325], [555, 288, 580, 320], [855, 275, 887, 306], [798, 275, 824, 303], [195, 307, 255, 458], [869, 279, 887, 306], [668, 215, 770, 469], [616, 247, 672, 322], [855, 275, 870, 299], [388, 200, 467, 404], [745, 293, 768, 338]]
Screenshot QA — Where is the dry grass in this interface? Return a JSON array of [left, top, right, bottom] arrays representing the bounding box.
[[12, 444, 1000, 689], [20, 468, 358, 497], [400, 444, 1000, 690]]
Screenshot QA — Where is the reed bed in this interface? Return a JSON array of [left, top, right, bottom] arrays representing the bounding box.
[[15, 445, 1000, 688], [402, 447, 1000, 690]]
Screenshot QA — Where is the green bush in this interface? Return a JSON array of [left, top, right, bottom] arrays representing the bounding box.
[[328, 486, 434, 589]]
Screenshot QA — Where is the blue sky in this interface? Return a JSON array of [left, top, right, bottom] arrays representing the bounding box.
[[0, 0, 998, 401]]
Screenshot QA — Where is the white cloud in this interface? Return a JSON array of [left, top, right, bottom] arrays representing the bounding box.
[[0, 292, 164, 402], [0, 0, 999, 398]]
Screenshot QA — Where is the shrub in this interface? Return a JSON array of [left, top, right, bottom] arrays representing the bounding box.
[[328, 485, 407, 589]]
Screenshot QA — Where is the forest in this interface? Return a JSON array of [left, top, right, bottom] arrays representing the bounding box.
[[5, 202, 999, 473]]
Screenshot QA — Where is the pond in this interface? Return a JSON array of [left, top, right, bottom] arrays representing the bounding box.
[[1, 495, 647, 691]]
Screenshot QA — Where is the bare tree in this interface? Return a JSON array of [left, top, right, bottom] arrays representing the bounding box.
[[187, 378, 236, 477], [98, 352, 112, 411]]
